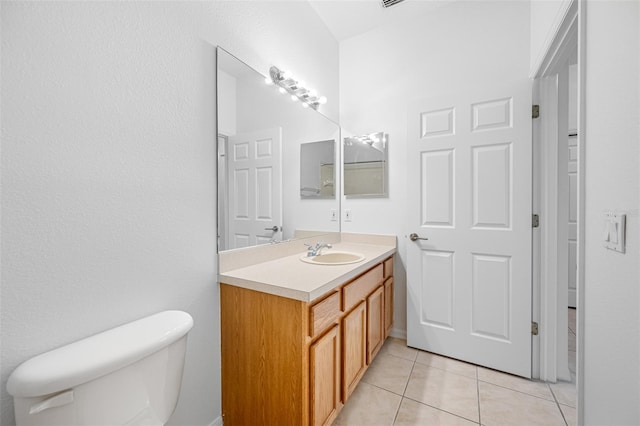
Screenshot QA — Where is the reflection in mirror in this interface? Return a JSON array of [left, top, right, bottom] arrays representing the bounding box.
[[217, 48, 340, 251], [343, 132, 388, 198], [300, 140, 335, 199]]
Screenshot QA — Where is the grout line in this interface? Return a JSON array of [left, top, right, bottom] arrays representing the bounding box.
[[476, 379, 557, 402], [399, 356, 479, 424], [382, 350, 419, 364], [413, 360, 479, 380], [401, 359, 417, 396], [549, 384, 569, 426], [401, 395, 481, 424], [477, 375, 482, 426], [391, 397, 403, 425], [392, 358, 416, 425]]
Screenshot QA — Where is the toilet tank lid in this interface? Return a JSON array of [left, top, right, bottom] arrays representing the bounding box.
[[7, 310, 193, 398]]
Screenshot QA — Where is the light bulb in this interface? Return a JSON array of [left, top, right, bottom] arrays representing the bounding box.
[[278, 87, 286, 94], [282, 70, 293, 80], [301, 102, 309, 109], [318, 96, 327, 105], [290, 95, 298, 102], [264, 77, 273, 85]]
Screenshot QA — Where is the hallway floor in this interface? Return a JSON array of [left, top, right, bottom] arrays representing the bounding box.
[[335, 310, 577, 426]]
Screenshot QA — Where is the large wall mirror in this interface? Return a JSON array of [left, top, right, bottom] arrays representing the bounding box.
[[343, 132, 388, 198], [217, 48, 340, 251]]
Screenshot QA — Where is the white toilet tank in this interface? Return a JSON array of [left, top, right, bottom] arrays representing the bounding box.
[[7, 310, 194, 426]]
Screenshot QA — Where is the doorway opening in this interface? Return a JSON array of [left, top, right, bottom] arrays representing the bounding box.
[[531, 0, 583, 422]]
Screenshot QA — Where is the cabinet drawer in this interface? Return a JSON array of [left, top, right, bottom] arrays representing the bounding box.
[[310, 291, 341, 337], [343, 264, 384, 312], [383, 257, 393, 279]]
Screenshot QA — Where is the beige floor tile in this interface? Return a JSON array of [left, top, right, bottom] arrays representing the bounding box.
[[404, 362, 479, 423], [478, 381, 565, 426], [568, 308, 576, 333], [362, 352, 415, 395], [568, 332, 576, 351], [334, 381, 402, 426], [568, 350, 576, 374], [477, 366, 554, 401], [379, 337, 419, 362], [415, 351, 477, 379], [550, 380, 576, 407], [394, 398, 478, 425], [560, 404, 577, 426]]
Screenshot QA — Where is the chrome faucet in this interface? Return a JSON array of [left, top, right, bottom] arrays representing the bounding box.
[[305, 242, 332, 257]]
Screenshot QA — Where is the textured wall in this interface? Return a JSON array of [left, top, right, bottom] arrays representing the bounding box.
[[0, 2, 338, 425]]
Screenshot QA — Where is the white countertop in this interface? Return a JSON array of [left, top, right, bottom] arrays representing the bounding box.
[[219, 241, 396, 303]]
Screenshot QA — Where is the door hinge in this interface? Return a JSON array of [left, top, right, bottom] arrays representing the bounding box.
[[532, 322, 539, 336], [532, 104, 540, 119], [532, 214, 540, 228]]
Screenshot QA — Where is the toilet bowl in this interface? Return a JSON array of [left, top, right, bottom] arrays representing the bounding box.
[[6, 310, 193, 426]]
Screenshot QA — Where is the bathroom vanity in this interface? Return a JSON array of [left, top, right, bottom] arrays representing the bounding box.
[[219, 234, 395, 426]]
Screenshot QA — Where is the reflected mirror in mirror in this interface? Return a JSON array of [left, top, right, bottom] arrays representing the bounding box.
[[217, 48, 340, 251], [343, 132, 388, 198], [300, 140, 335, 199]]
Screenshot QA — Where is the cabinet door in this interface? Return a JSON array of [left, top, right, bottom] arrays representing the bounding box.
[[342, 301, 367, 400], [367, 286, 385, 362], [384, 278, 394, 338], [310, 325, 340, 426]]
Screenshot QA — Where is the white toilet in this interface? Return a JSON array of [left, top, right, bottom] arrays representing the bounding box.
[[6, 310, 194, 426]]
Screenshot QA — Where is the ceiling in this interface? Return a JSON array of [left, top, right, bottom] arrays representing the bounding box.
[[308, 0, 459, 41]]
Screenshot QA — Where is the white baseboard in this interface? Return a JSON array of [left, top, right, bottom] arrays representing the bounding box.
[[389, 327, 407, 340], [209, 415, 223, 426]]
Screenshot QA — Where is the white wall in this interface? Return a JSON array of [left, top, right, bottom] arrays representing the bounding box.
[[530, 0, 573, 76], [339, 0, 531, 336], [218, 70, 237, 136], [583, 1, 640, 423], [0, 2, 338, 425]]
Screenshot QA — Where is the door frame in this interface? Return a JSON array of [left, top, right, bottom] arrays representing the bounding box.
[[530, 0, 584, 420]]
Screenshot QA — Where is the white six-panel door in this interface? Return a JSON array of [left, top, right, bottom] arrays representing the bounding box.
[[407, 81, 533, 378], [227, 128, 282, 249]]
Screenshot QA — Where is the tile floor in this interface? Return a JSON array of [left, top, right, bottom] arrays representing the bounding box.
[[334, 309, 577, 425]]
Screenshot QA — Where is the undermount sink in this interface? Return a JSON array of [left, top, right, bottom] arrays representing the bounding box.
[[300, 251, 365, 265]]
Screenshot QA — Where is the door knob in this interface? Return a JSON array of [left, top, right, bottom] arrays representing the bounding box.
[[409, 233, 429, 241], [265, 226, 280, 232]]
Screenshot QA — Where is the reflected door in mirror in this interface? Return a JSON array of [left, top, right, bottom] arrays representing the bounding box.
[[226, 128, 282, 249]]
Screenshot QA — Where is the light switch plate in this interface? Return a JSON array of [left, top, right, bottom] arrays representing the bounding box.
[[603, 212, 626, 253]]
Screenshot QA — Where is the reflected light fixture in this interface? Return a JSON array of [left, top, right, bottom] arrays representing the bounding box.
[[344, 132, 387, 149], [268, 65, 327, 110]]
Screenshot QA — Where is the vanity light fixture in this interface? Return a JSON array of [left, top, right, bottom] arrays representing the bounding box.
[[268, 65, 327, 110]]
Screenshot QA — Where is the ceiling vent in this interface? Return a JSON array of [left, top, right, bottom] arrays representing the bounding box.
[[381, 0, 405, 8]]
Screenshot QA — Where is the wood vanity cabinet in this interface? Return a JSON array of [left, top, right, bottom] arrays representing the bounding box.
[[220, 255, 394, 426], [310, 325, 340, 426], [367, 285, 385, 362], [384, 277, 394, 338], [341, 301, 367, 400]]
